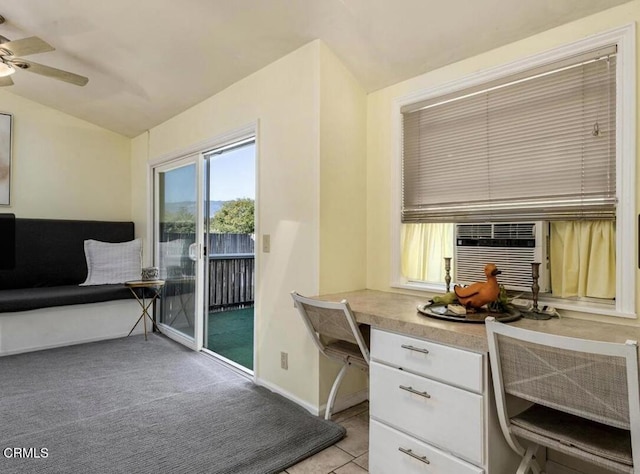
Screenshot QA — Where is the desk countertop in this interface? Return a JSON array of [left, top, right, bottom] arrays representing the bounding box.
[[318, 289, 640, 353]]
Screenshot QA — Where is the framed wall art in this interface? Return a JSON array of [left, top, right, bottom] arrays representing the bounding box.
[[0, 112, 11, 206]]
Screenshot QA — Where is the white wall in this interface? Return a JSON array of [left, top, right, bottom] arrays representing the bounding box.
[[130, 132, 150, 253], [319, 44, 367, 294], [318, 43, 368, 402], [365, 0, 640, 325], [0, 91, 131, 220]]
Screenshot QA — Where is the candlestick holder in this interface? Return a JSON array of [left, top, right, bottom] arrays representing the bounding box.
[[444, 257, 452, 293], [531, 262, 541, 312]]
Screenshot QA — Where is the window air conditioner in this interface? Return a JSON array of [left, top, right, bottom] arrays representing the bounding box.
[[454, 222, 550, 293]]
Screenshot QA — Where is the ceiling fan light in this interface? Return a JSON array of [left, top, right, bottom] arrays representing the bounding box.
[[0, 61, 15, 77]]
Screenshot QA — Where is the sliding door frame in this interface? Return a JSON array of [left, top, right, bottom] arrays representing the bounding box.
[[202, 136, 257, 375], [147, 121, 259, 374], [152, 153, 205, 350]]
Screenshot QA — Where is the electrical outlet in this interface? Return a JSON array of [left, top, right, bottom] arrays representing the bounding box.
[[263, 234, 271, 253], [280, 351, 288, 370]]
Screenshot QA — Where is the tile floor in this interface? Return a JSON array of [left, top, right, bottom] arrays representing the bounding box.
[[284, 402, 370, 474]]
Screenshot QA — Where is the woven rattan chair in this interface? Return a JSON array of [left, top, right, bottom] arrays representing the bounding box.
[[291, 291, 370, 420], [486, 317, 640, 474]]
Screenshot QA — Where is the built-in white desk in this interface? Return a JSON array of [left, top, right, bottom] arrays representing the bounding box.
[[318, 290, 640, 474]]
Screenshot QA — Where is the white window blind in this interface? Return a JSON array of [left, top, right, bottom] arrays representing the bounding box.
[[402, 47, 617, 223]]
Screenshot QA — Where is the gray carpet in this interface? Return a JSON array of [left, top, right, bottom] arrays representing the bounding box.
[[0, 334, 345, 474]]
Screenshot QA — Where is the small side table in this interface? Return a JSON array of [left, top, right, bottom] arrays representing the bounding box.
[[125, 280, 165, 341]]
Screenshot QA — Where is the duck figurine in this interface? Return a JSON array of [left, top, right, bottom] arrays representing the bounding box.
[[454, 263, 502, 310]]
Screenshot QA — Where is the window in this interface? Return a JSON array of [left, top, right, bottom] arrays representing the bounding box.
[[392, 25, 636, 318]]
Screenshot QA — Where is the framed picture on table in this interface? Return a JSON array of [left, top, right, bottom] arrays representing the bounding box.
[[0, 112, 12, 206]]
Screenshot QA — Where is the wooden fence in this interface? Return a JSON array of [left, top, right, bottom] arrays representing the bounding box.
[[208, 254, 254, 310], [158, 233, 255, 311], [208, 233, 254, 310]]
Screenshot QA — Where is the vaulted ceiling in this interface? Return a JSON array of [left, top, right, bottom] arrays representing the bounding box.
[[0, 0, 632, 137]]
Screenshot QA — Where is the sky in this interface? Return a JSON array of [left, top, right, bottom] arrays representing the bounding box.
[[209, 143, 256, 201], [163, 143, 256, 203]]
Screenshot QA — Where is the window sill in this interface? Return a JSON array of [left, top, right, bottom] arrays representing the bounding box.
[[393, 280, 447, 294], [539, 297, 635, 319]]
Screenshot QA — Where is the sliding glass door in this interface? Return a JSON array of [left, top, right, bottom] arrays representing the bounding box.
[[151, 133, 256, 362], [154, 155, 204, 349]]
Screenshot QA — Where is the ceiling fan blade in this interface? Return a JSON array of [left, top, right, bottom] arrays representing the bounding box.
[[11, 59, 88, 86], [0, 75, 13, 86], [0, 36, 54, 57]]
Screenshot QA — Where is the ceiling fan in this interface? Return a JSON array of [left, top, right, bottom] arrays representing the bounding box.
[[0, 14, 88, 87]]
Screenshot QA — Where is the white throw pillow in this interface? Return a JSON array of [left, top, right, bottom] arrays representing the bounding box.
[[80, 239, 142, 286]]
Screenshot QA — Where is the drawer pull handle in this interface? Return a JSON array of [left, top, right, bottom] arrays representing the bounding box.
[[399, 384, 431, 399], [398, 447, 430, 464], [401, 344, 429, 354]]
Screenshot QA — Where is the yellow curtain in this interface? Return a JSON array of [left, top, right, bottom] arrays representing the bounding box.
[[550, 221, 615, 299], [401, 223, 454, 283]]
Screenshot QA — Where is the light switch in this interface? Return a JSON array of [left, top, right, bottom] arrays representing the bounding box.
[[263, 234, 270, 253]]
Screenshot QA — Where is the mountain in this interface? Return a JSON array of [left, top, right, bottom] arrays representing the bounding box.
[[164, 200, 226, 216]]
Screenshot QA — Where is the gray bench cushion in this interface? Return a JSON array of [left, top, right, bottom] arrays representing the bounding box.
[[0, 285, 132, 313]]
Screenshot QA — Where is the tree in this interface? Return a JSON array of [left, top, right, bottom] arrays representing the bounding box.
[[211, 198, 254, 234], [162, 206, 196, 235]]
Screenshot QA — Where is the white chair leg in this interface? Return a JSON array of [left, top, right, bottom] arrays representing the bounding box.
[[516, 445, 540, 474], [325, 362, 349, 420]]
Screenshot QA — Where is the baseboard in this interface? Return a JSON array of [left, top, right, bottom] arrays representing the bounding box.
[[320, 388, 369, 415], [255, 378, 369, 418], [255, 377, 320, 415]]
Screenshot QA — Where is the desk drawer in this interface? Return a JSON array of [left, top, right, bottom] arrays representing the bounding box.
[[371, 329, 483, 392], [370, 361, 484, 465], [370, 419, 484, 474]]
